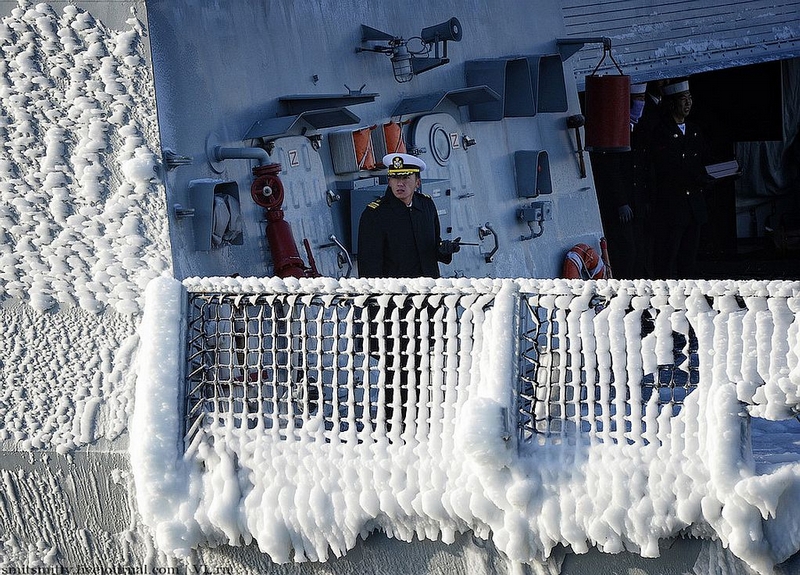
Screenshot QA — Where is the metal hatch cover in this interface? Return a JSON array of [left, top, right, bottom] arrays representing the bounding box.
[[244, 108, 361, 141], [391, 85, 500, 118], [278, 93, 378, 115]]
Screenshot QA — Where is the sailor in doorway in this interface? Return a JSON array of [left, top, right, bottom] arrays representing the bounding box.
[[357, 153, 461, 278], [649, 79, 713, 279]]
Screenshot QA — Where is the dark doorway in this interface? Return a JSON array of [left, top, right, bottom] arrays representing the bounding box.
[[690, 61, 783, 259]]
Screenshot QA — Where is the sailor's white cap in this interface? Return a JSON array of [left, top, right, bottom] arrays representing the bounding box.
[[384, 153, 426, 175], [630, 83, 647, 94], [663, 80, 690, 96]]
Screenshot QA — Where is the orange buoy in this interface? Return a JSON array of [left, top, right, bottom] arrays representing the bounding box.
[[562, 242, 610, 279]]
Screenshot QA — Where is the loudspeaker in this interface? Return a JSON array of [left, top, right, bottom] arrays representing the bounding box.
[[421, 17, 462, 44]]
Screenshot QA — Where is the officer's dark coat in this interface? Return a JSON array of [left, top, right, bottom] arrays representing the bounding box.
[[630, 95, 666, 211], [648, 114, 714, 278], [357, 188, 451, 278], [649, 117, 711, 226]]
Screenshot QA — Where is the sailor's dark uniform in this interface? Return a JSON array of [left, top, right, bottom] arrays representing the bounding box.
[[649, 117, 712, 278]]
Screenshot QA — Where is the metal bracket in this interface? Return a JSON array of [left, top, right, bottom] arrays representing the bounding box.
[[163, 149, 193, 170], [556, 36, 612, 61], [174, 204, 195, 219], [519, 201, 553, 241], [326, 189, 341, 207], [478, 222, 498, 263]]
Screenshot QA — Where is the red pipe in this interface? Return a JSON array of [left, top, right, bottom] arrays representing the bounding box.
[[251, 163, 319, 278]]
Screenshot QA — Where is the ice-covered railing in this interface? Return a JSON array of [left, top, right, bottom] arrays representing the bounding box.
[[183, 287, 494, 450], [183, 278, 799, 450], [131, 276, 800, 574]]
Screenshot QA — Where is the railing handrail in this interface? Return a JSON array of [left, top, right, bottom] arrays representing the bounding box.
[[182, 277, 800, 451]]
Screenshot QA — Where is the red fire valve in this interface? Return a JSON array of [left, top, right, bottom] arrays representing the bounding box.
[[250, 163, 319, 278], [251, 163, 284, 210]]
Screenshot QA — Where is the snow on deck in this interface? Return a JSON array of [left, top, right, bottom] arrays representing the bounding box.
[[132, 276, 800, 574]]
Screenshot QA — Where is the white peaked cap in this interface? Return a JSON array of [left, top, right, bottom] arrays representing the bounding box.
[[384, 153, 426, 175]]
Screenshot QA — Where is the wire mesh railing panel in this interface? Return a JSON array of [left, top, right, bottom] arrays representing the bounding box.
[[517, 290, 701, 446], [183, 279, 800, 453], [184, 291, 485, 448]]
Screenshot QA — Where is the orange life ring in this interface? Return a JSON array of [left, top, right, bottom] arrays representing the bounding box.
[[382, 121, 406, 154], [352, 126, 376, 170], [562, 242, 610, 279]]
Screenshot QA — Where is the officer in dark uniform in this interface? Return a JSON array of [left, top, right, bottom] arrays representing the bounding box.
[[357, 154, 461, 429], [357, 153, 460, 278], [649, 79, 713, 279]]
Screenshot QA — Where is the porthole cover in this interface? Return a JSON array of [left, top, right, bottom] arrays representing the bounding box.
[[429, 123, 451, 166]]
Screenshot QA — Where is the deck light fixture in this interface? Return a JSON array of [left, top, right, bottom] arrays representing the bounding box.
[[357, 17, 462, 83], [391, 43, 414, 83]]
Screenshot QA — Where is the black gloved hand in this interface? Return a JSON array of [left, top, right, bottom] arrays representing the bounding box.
[[618, 204, 633, 223], [440, 237, 461, 255]]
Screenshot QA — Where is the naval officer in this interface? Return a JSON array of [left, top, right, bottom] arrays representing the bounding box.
[[357, 153, 460, 278]]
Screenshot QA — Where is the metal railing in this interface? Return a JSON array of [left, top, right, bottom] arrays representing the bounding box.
[[183, 279, 799, 453], [517, 289, 700, 446], [156, 277, 800, 569], [184, 288, 495, 450]]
